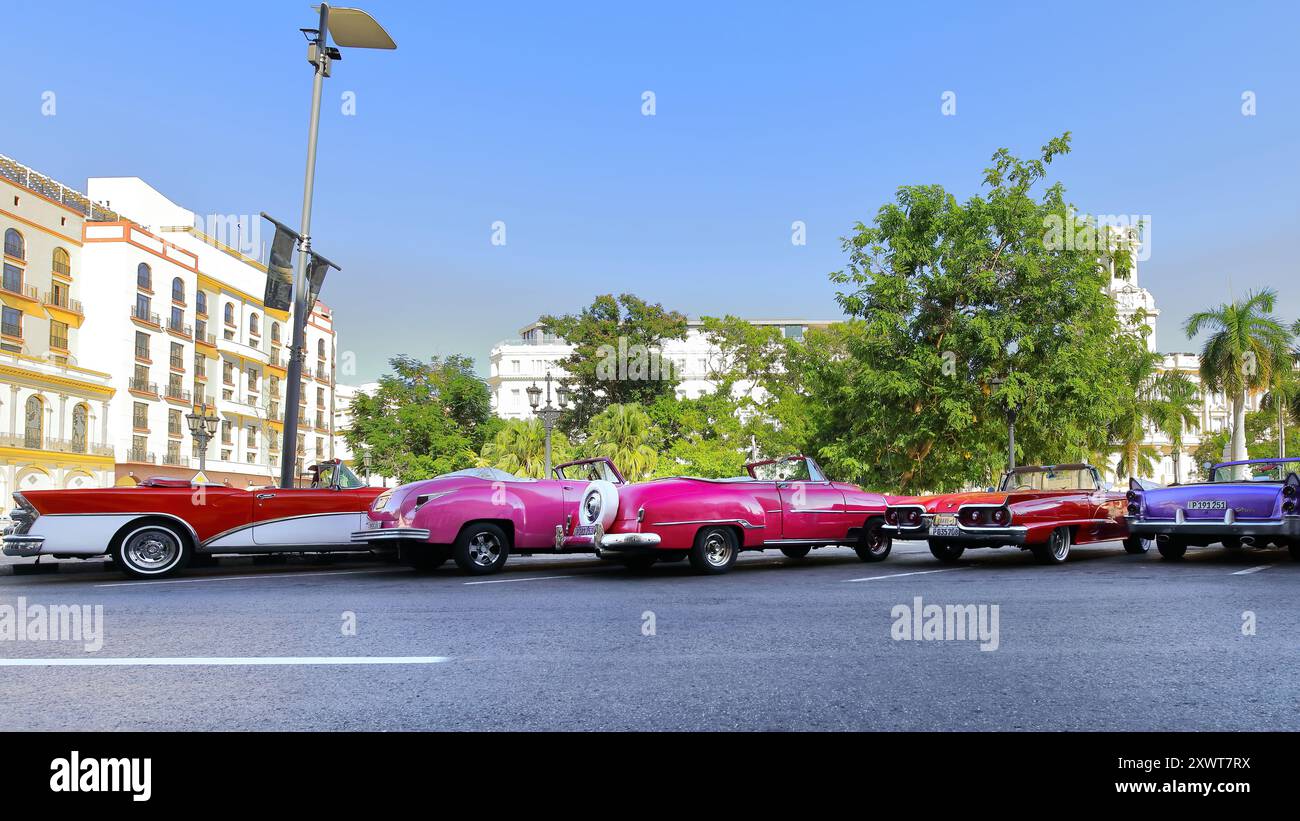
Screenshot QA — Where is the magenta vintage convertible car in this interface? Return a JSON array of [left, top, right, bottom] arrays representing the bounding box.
[[560, 455, 892, 574], [350, 457, 624, 574]]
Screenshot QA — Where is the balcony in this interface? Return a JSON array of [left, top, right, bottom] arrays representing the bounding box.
[[134, 344, 150, 362], [125, 449, 156, 464], [166, 319, 193, 339], [42, 290, 83, 316], [170, 355, 185, 371], [52, 259, 71, 277], [2, 281, 39, 302], [49, 333, 68, 351], [130, 305, 161, 328], [128, 377, 158, 397], [165, 385, 191, 404], [162, 453, 191, 467], [0, 433, 113, 457]]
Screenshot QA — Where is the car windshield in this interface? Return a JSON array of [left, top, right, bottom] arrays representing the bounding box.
[[436, 467, 533, 483], [1211, 461, 1300, 483], [314, 462, 366, 489], [748, 457, 825, 482], [999, 467, 1097, 492], [555, 460, 621, 483]]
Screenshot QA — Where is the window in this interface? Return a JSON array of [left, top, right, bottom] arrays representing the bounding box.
[[170, 342, 183, 370], [3, 229, 24, 260], [71, 404, 88, 453], [1, 306, 21, 338], [52, 247, 71, 277], [271, 322, 280, 344], [172, 277, 184, 303], [196, 291, 207, 315], [247, 367, 259, 393], [223, 303, 234, 326], [170, 305, 184, 332], [169, 409, 182, 436], [249, 313, 260, 337], [132, 402, 149, 430], [2, 263, 21, 293], [49, 320, 68, 351], [223, 360, 234, 385], [317, 387, 325, 407], [50, 280, 69, 308], [24, 395, 42, 448], [317, 339, 326, 360], [221, 420, 233, 445], [135, 331, 150, 361], [137, 263, 151, 290], [135, 293, 151, 322]]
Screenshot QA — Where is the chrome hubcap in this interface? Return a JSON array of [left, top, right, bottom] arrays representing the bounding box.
[[125, 530, 179, 570], [467, 533, 502, 567], [704, 534, 732, 566], [1052, 531, 1068, 560]]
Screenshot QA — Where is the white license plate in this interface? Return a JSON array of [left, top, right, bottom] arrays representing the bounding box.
[[366, 519, 382, 530], [933, 514, 958, 527], [932, 525, 960, 537], [1187, 500, 1227, 510], [574, 524, 596, 536]]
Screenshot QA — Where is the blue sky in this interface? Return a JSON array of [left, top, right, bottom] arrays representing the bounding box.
[[3, 1, 1297, 381]]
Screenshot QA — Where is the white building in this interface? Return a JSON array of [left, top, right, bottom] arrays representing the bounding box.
[[488, 319, 837, 419], [75, 176, 342, 487]]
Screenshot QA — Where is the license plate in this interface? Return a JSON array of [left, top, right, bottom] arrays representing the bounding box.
[[1187, 500, 1227, 510], [574, 524, 596, 536], [932, 525, 961, 537], [933, 514, 957, 526], [366, 519, 382, 529]]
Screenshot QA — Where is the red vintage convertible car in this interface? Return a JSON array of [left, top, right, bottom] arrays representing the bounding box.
[[2, 460, 384, 578], [351, 457, 626, 575], [561, 455, 892, 574], [882, 463, 1146, 564]]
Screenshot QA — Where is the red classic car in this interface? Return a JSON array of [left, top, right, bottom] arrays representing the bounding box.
[[351, 457, 625, 574], [560, 455, 892, 574], [882, 463, 1147, 564], [2, 460, 385, 578]]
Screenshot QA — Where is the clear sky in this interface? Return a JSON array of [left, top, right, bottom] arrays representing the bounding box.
[[2, 1, 1296, 381]]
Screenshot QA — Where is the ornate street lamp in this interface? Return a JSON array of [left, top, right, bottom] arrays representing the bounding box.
[[185, 403, 220, 474], [528, 371, 567, 478]]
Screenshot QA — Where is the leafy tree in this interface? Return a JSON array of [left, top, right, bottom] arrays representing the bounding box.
[[585, 403, 659, 481], [1184, 289, 1292, 477], [477, 418, 571, 478], [1260, 323, 1300, 459], [540, 294, 688, 435], [647, 390, 751, 478], [811, 133, 1140, 493], [343, 355, 492, 483], [1150, 369, 1201, 482], [1107, 345, 1165, 481]]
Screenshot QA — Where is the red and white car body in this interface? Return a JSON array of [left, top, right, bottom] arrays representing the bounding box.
[[882, 463, 1144, 564], [350, 457, 625, 575], [2, 460, 384, 578], [561, 455, 893, 574]]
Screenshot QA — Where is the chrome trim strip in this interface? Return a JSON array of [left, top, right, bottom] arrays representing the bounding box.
[[648, 518, 764, 529], [350, 527, 431, 542]]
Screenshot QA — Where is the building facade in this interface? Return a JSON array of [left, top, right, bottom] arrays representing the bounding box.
[[0, 156, 117, 505]]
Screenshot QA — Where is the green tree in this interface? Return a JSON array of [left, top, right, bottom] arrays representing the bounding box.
[[811, 133, 1139, 493], [585, 403, 660, 481], [1184, 289, 1292, 477], [477, 418, 571, 478], [1107, 346, 1164, 482], [540, 294, 688, 435], [646, 390, 750, 478], [343, 354, 492, 483], [1150, 369, 1201, 482]]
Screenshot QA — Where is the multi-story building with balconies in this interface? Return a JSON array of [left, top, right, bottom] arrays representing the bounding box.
[[0, 156, 118, 502]]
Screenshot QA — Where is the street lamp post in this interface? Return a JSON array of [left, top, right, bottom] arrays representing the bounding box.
[[185, 403, 220, 475], [278, 4, 395, 489], [527, 372, 568, 478]]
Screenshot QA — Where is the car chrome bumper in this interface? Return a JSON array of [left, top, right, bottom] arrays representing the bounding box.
[[3, 534, 46, 557], [881, 524, 1028, 545], [562, 526, 662, 553], [1125, 516, 1300, 538], [350, 527, 432, 543]]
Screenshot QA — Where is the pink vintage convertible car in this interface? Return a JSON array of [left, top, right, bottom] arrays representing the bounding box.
[[350, 457, 624, 575], [560, 455, 893, 574]]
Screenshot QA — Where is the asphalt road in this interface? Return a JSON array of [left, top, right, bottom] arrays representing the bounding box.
[[0, 540, 1295, 731]]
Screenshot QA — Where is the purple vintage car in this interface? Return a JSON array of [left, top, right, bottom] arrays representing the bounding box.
[[1125, 458, 1300, 560]]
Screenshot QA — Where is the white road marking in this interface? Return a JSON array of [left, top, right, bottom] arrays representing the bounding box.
[[1231, 564, 1273, 576], [464, 575, 576, 585], [845, 568, 965, 582], [93, 568, 404, 588], [0, 656, 449, 667]]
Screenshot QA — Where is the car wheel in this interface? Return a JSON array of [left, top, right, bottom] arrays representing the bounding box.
[[1122, 535, 1152, 554], [780, 545, 811, 559], [1032, 527, 1071, 564], [928, 540, 964, 563], [1222, 536, 1244, 551], [689, 526, 738, 574], [854, 518, 892, 562], [112, 521, 192, 579], [623, 555, 657, 573], [453, 523, 510, 575], [1157, 538, 1187, 560]]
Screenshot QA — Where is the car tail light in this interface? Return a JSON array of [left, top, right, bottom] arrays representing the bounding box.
[[885, 509, 899, 526], [1285, 500, 1297, 515], [991, 507, 1009, 526], [1126, 490, 1140, 503], [1128, 503, 1141, 516]]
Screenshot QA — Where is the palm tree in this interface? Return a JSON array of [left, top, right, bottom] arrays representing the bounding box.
[[477, 419, 570, 478], [585, 404, 659, 481], [1150, 369, 1200, 483], [1184, 289, 1292, 478], [1108, 349, 1163, 481]]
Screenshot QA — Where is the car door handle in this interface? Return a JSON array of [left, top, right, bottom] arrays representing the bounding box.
[[256, 493, 276, 499]]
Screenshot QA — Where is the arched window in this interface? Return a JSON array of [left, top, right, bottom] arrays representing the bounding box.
[[3, 228, 24, 260], [137, 263, 151, 289], [71, 404, 89, 453], [271, 322, 280, 344], [172, 277, 184, 303], [224, 303, 234, 325], [316, 339, 325, 360], [196, 291, 207, 315], [52, 247, 70, 277], [24, 395, 43, 449], [249, 313, 260, 336]]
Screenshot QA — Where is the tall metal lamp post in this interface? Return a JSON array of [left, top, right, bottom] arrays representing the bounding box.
[[186, 403, 220, 474], [527, 371, 568, 478], [278, 4, 396, 489]]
